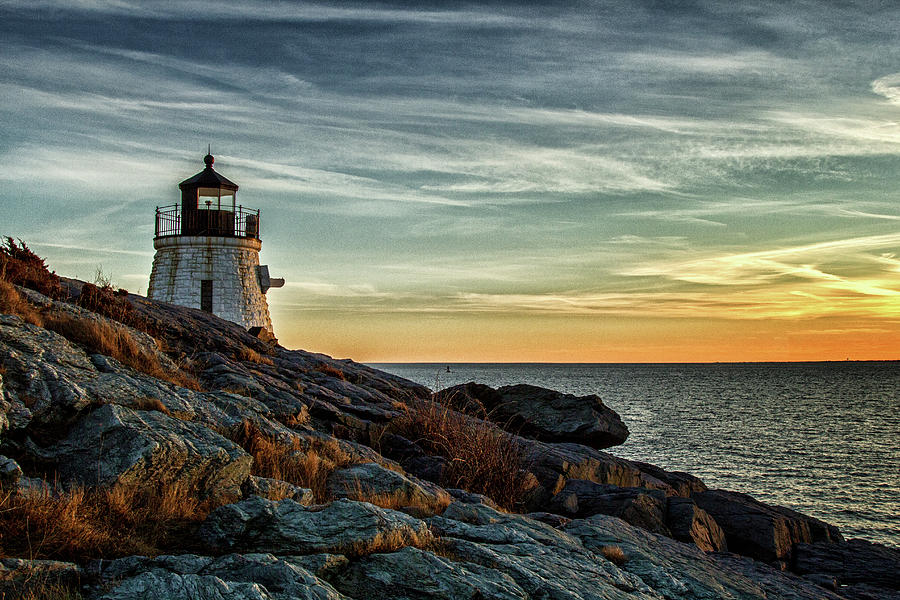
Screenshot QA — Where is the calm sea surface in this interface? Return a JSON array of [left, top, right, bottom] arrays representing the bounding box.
[[370, 362, 900, 548]]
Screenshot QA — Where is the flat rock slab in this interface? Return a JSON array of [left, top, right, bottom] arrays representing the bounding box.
[[94, 553, 346, 600], [200, 496, 430, 555], [712, 552, 845, 600], [566, 513, 771, 599], [45, 403, 251, 503], [793, 538, 900, 589], [440, 382, 629, 449], [334, 546, 529, 600]]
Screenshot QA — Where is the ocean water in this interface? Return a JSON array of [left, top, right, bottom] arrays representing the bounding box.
[[370, 362, 900, 548]]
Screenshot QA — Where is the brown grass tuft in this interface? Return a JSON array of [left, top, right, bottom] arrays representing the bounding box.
[[129, 397, 171, 415], [389, 399, 533, 511], [41, 312, 201, 391], [278, 409, 310, 428], [0, 481, 212, 561], [16, 581, 84, 600], [0, 279, 44, 326], [339, 527, 437, 558], [226, 421, 356, 502], [600, 544, 627, 566], [235, 346, 274, 365], [314, 363, 346, 380]]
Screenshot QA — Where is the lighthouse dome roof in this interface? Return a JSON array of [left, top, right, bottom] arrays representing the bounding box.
[[178, 154, 239, 192]]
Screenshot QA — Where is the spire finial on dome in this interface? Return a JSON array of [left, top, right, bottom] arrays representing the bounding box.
[[204, 145, 214, 168]]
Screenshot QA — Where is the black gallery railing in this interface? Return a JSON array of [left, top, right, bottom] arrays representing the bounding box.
[[154, 204, 260, 239]]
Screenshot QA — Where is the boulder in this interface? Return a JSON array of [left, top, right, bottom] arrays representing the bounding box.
[[200, 496, 430, 555], [0, 455, 23, 487], [793, 539, 900, 590], [441, 382, 628, 449], [666, 497, 727, 552], [526, 441, 646, 495], [41, 403, 251, 503], [549, 479, 671, 536], [242, 476, 314, 504], [333, 546, 528, 600], [692, 489, 843, 564], [325, 462, 450, 513]]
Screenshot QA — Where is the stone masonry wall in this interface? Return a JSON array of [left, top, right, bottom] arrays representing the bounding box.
[[148, 236, 273, 335]]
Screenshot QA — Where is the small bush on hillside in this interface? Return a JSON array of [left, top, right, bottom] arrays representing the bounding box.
[[314, 364, 346, 380], [75, 282, 149, 332], [390, 399, 534, 510], [235, 345, 274, 365], [601, 544, 628, 565], [0, 238, 63, 299]]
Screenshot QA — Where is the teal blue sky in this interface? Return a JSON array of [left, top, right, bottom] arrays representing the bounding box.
[[2, 1, 900, 361]]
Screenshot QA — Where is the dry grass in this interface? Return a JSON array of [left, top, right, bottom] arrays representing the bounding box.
[[280, 411, 310, 428], [0, 581, 84, 600], [41, 312, 201, 391], [600, 544, 627, 566], [314, 363, 346, 380], [2, 278, 201, 392], [0, 481, 211, 561], [0, 279, 43, 326], [128, 396, 171, 415], [236, 346, 274, 366], [339, 527, 437, 558], [389, 399, 534, 511], [343, 479, 451, 516], [227, 421, 356, 502]]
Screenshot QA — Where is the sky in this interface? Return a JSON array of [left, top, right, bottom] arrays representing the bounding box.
[[2, 1, 900, 362]]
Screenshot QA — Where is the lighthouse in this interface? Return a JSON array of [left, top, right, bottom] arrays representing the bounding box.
[[148, 153, 283, 339]]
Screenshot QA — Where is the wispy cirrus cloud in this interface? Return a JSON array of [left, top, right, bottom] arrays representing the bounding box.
[[4, 1, 900, 359]]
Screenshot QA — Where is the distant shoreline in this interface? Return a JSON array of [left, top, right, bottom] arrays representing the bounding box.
[[369, 359, 900, 366]]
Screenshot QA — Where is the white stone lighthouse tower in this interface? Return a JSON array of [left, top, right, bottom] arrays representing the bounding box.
[[148, 153, 283, 338]]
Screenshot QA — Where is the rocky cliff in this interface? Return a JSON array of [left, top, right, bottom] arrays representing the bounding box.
[[0, 270, 897, 600]]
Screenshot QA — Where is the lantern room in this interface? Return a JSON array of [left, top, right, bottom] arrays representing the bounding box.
[[154, 153, 259, 239]]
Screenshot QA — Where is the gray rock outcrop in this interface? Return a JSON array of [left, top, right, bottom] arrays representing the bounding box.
[[92, 553, 346, 600], [334, 546, 529, 600], [692, 489, 844, 564], [325, 462, 450, 512], [793, 538, 900, 591], [40, 403, 251, 502], [666, 497, 727, 552], [550, 480, 671, 536], [1, 274, 891, 600], [199, 496, 431, 555]]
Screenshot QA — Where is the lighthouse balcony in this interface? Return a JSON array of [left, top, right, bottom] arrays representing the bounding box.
[[154, 204, 260, 239]]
